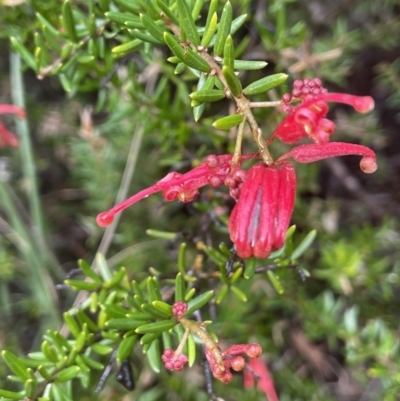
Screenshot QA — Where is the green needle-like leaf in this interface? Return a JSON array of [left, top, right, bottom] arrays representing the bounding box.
[[243, 73, 288, 95], [201, 12, 218, 47], [214, 1, 232, 56], [213, 113, 243, 130], [190, 89, 225, 102], [117, 335, 138, 361], [55, 366, 80, 382], [62, 1, 78, 42], [175, 273, 186, 301], [291, 229, 317, 260], [156, 0, 179, 24], [267, 271, 284, 294], [146, 339, 161, 373], [0, 389, 25, 400], [2, 351, 30, 381], [222, 65, 242, 97], [177, 0, 200, 46], [136, 320, 176, 334], [106, 318, 143, 330], [233, 60, 268, 70], [140, 14, 166, 43], [230, 285, 248, 302], [223, 35, 234, 69], [10, 37, 36, 70], [186, 290, 214, 315]]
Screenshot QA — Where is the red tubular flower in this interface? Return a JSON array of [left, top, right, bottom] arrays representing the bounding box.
[[276, 142, 377, 174], [0, 104, 25, 148], [244, 358, 279, 401], [274, 92, 374, 144], [96, 153, 257, 226], [228, 163, 296, 259]]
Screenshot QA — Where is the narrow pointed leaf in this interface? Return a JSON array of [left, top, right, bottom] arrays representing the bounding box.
[[187, 332, 196, 367], [128, 30, 162, 45], [55, 366, 80, 382], [215, 283, 229, 304], [117, 335, 138, 361], [113, 0, 140, 13], [185, 287, 196, 301], [201, 12, 217, 47], [91, 343, 113, 355], [230, 285, 247, 302], [62, 1, 78, 42], [291, 230, 317, 260], [185, 290, 214, 315], [222, 65, 242, 97], [214, 1, 232, 56], [10, 37, 36, 70], [177, 0, 200, 46], [178, 242, 187, 274], [24, 378, 38, 398], [243, 73, 288, 95], [234, 60, 267, 70], [63, 313, 80, 338], [141, 303, 171, 319], [190, 89, 225, 102], [192, 0, 204, 20], [213, 114, 244, 130], [80, 355, 104, 370], [146, 339, 161, 373], [175, 273, 186, 302], [223, 35, 234, 69], [267, 271, 284, 294], [64, 279, 99, 291], [140, 14, 166, 43], [136, 320, 176, 334], [156, 0, 179, 24], [140, 332, 161, 344], [0, 389, 24, 399], [106, 318, 143, 330], [152, 301, 173, 316], [174, 62, 186, 74], [2, 351, 30, 381]]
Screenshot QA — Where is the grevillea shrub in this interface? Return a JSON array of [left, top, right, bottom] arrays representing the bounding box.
[[1, 1, 398, 400]]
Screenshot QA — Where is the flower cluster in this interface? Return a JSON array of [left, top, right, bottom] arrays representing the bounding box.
[[205, 343, 262, 383], [172, 301, 188, 318], [0, 104, 25, 148], [161, 348, 188, 372], [96, 80, 377, 260]]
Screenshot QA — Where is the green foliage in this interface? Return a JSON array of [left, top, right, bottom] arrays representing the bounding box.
[[0, 0, 399, 400]]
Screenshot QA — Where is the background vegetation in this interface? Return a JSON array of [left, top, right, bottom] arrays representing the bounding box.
[[0, 0, 400, 400]]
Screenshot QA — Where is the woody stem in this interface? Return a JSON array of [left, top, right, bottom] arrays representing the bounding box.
[[179, 317, 225, 372], [174, 328, 190, 359]]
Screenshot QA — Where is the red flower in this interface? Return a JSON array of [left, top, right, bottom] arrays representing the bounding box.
[[0, 104, 25, 148], [96, 80, 377, 260], [96, 153, 256, 227], [276, 89, 374, 144], [205, 343, 262, 383], [228, 163, 296, 259], [244, 358, 279, 401]]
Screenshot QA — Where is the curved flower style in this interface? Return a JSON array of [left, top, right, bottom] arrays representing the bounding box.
[[228, 163, 296, 259], [0, 104, 25, 148]]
